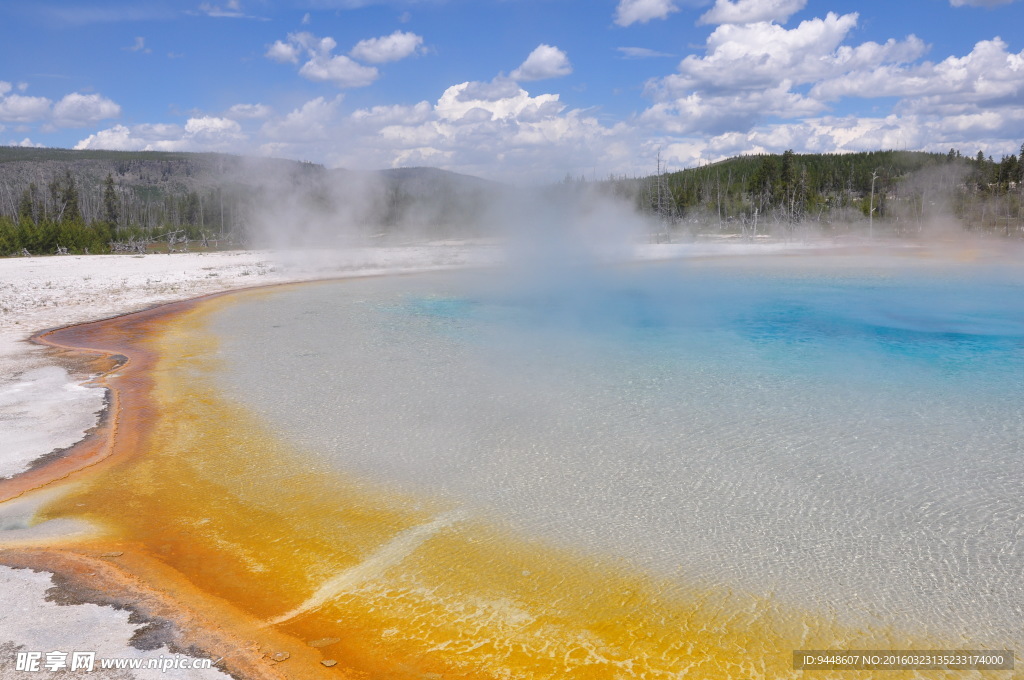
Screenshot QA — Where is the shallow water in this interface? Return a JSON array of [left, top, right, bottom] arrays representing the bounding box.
[[206, 254, 1023, 646]]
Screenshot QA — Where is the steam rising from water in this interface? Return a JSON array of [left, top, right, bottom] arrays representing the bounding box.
[[228, 155, 653, 258]]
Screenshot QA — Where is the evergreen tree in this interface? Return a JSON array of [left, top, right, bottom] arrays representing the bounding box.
[[1019, 142, 1024, 184], [50, 170, 82, 224], [17, 187, 35, 224], [103, 173, 119, 226]]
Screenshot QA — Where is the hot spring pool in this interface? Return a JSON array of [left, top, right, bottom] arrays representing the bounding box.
[[202, 253, 1022, 650], [36, 250, 1012, 676]]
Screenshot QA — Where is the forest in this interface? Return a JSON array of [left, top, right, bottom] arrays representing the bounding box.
[[1, 145, 1022, 256], [623, 147, 1024, 238], [0, 148, 493, 256]]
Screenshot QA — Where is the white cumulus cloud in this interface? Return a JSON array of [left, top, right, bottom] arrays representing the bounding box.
[[510, 45, 573, 81], [0, 94, 53, 123], [261, 96, 343, 142], [300, 55, 378, 88], [699, 0, 807, 25], [614, 0, 679, 26], [76, 117, 245, 152], [267, 32, 379, 88], [184, 116, 243, 141], [350, 31, 424, 64], [649, 12, 925, 98], [76, 124, 177, 151], [812, 37, 1024, 113], [53, 93, 121, 127], [266, 39, 300, 63]]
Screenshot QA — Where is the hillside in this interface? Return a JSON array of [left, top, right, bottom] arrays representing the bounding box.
[[2, 145, 1021, 256], [0, 148, 501, 255], [619, 148, 1023, 237]]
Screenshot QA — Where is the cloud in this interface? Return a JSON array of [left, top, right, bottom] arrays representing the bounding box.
[[614, 0, 679, 26], [510, 45, 573, 81], [226, 103, 273, 119], [657, 105, 1024, 169], [266, 40, 301, 64], [698, 0, 807, 25], [349, 101, 433, 129], [267, 32, 379, 88], [261, 96, 343, 142], [0, 93, 53, 123], [635, 7, 948, 151], [300, 55, 378, 88], [53, 93, 121, 127], [195, 0, 267, 20], [649, 13, 925, 96], [184, 116, 244, 143], [812, 37, 1024, 112], [76, 124, 176, 151], [640, 83, 825, 136], [350, 31, 424, 64], [617, 47, 674, 59], [76, 117, 246, 152], [0, 82, 11, 97], [434, 80, 563, 122], [949, 0, 1017, 5], [326, 79, 632, 180], [637, 19, 1024, 170], [124, 37, 152, 53]]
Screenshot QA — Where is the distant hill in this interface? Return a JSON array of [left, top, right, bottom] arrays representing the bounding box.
[[0, 147, 503, 254], [615, 148, 1022, 237], [2, 145, 1020, 256]]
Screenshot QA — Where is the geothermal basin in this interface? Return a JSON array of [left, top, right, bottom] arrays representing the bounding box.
[[32, 249, 1024, 679]]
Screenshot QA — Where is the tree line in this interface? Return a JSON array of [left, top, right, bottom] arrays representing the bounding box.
[[0, 168, 249, 256], [619, 146, 1024, 238]]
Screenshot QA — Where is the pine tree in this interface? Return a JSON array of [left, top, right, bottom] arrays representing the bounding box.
[[51, 170, 82, 224], [103, 173, 119, 226], [17, 187, 34, 224]]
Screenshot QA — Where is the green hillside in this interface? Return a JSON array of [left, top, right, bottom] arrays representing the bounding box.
[[619, 148, 1023, 237]]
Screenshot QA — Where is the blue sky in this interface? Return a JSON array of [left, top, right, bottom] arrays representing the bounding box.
[[2, 0, 1023, 182]]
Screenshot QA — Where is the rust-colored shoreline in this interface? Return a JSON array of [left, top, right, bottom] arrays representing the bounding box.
[[0, 269, 484, 680], [3, 272, 400, 503], [3, 290, 235, 503], [0, 280, 350, 680]]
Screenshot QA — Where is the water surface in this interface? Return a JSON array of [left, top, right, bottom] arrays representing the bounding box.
[[209, 254, 1024, 644]]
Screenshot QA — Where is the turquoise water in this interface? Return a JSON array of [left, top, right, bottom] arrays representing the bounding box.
[[210, 255, 1024, 645]]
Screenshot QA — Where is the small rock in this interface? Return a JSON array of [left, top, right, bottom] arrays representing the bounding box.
[[99, 552, 124, 558], [321, 660, 337, 668], [308, 638, 340, 648], [270, 652, 290, 662]]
